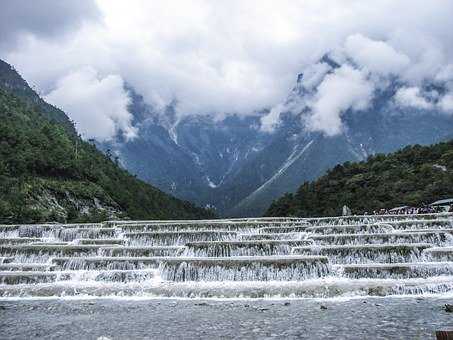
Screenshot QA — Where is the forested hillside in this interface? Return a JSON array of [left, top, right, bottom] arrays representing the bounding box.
[[265, 141, 453, 217], [0, 60, 213, 223]]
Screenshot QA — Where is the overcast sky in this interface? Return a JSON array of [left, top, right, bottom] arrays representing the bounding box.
[[1, 0, 453, 140]]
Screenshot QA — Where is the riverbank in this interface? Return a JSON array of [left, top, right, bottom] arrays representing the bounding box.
[[1, 296, 452, 339]]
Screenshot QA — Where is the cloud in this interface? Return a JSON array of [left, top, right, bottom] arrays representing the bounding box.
[[0, 0, 99, 49], [1, 0, 453, 138], [306, 65, 374, 136], [344, 34, 411, 76], [45, 67, 136, 141], [394, 87, 433, 110], [260, 104, 285, 133], [300, 62, 332, 91], [439, 94, 453, 113]]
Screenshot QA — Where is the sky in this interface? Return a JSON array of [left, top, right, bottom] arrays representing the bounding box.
[[1, 0, 453, 140]]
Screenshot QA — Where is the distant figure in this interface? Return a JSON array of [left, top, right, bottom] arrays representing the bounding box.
[[342, 205, 352, 216]]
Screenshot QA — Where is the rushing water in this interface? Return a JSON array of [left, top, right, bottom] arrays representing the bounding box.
[[0, 213, 452, 299]]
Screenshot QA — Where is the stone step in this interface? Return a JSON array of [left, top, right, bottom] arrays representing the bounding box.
[[1, 276, 453, 298], [26, 242, 69, 246], [160, 255, 329, 281], [239, 232, 307, 241], [0, 224, 107, 238], [0, 223, 102, 231], [384, 219, 452, 230], [309, 231, 451, 246], [0, 269, 157, 285], [51, 257, 165, 270], [0, 244, 184, 260], [109, 218, 307, 227], [305, 213, 452, 225], [99, 246, 183, 257], [0, 257, 14, 264], [76, 239, 125, 245], [401, 228, 453, 234], [182, 240, 312, 257], [53, 228, 118, 241], [291, 243, 432, 264], [305, 220, 453, 235], [119, 221, 306, 232], [124, 231, 237, 246], [423, 247, 453, 261], [306, 224, 391, 235], [0, 263, 55, 271], [4, 227, 117, 240], [338, 262, 453, 279], [0, 237, 44, 245], [0, 245, 108, 258], [258, 226, 308, 234], [0, 271, 58, 284]]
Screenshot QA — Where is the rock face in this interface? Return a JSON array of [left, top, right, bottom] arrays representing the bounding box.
[[1, 213, 453, 298], [27, 186, 122, 222], [100, 68, 453, 217]]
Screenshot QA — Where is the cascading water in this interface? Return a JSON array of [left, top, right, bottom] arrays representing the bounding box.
[[0, 212, 452, 299]]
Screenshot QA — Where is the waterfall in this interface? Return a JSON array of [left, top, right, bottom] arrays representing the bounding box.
[[159, 256, 330, 281], [0, 213, 452, 298]]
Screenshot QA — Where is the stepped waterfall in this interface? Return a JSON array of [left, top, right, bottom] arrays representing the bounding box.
[[1, 214, 453, 298]]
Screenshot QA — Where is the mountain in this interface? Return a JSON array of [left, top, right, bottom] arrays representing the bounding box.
[[0, 59, 213, 223], [0, 60, 76, 135], [101, 57, 453, 217], [265, 140, 453, 217]]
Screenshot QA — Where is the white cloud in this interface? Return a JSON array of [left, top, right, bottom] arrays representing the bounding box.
[[306, 65, 374, 136], [300, 62, 332, 91], [436, 64, 453, 83], [394, 87, 433, 110], [0, 0, 99, 49], [439, 93, 453, 113], [1, 0, 453, 137], [45, 67, 136, 141], [260, 104, 285, 133], [344, 34, 410, 76]]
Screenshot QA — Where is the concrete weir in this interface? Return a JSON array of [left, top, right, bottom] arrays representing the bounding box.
[[182, 240, 312, 257], [291, 243, 432, 264], [124, 231, 237, 246], [0, 213, 452, 298], [159, 255, 329, 281]]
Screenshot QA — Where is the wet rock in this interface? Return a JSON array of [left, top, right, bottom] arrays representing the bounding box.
[[320, 305, 328, 310], [444, 304, 453, 312], [284, 302, 291, 306]]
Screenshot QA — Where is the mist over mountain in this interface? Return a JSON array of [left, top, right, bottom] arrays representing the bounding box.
[[2, 1, 453, 216], [0, 59, 213, 223], [99, 58, 453, 216]]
